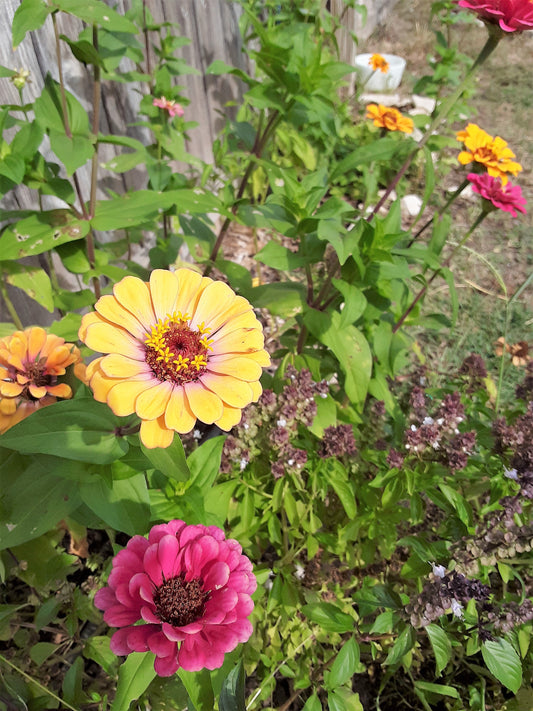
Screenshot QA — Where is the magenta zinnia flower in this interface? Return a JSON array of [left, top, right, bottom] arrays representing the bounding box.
[[467, 172, 527, 217], [457, 0, 533, 32], [152, 96, 185, 118], [94, 520, 257, 676]]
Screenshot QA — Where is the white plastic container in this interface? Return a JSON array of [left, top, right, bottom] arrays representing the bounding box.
[[354, 53, 406, 92]]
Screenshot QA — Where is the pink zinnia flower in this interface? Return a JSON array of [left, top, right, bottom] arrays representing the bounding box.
[[152, 96, 185, 118], [467, 172, 527, 217], [457, 0, 533, 33], [94, 520, 257, 676]]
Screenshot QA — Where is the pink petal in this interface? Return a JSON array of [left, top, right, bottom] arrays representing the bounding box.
[[104, 605, 141, 627], [177, 638, 207, 672], [129, 573, 154, 603], [110, 627, 135, 655], [149, 520, 186, 545], [94, 587, 117, 611], [141, 605, 160, 624], [143, 543, 164, 586], [154, 653, 180, 677], [161, 622, 186, 642], [184, 536, 220, 578], [177, 524, 206, 547], [157, 534, 180, 579], [207, 587, 238, 614], [148, 631, 177, 658], [126, 625, 154, 652], [202, 561, 230, 590]]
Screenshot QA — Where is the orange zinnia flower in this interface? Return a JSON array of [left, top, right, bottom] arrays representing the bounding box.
[[0, 327, 83, 433], [369, 53, 390, 73], [366, 103, 414, 134], [456, 123, 522, 185], [79, 269, 270, 449]]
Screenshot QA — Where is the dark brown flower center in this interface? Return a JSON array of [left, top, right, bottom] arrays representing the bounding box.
[[153, 575, 210, 627], [144, 313, 213, 386]]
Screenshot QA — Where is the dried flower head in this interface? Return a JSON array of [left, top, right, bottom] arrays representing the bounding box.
[[0, 327, 84, 433], [79, 269, 270, 449], [95, 520, 257, 676]]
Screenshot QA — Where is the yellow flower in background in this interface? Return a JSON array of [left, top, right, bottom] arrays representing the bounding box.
[[79, 269, 270, 449], [369, 53, 390, 73], [366, 103, 414, 134], [0, 327, 83, 433], [456, 123, 522, 185]]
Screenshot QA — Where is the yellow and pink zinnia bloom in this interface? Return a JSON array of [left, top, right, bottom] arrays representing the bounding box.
[[456, 123, 522, 185], [79, 269, 270, 449]]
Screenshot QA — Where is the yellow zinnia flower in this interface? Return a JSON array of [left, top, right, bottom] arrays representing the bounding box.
[[369, 53, 389, 73], [79, 269, 271, 449], [456, 123, 522, 185], [366, 103, 414, 134], [0, 327, 83, 433]]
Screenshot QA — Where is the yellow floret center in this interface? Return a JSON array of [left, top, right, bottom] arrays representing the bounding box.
[[144, 313, 213, 385]]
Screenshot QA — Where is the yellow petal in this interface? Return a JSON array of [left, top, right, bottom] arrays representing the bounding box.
[[174, 269, 206, 316], [215, 404, 243, 431], [135, 381, 174, 420], [249, 380, 263, 401], [100, 354, 150, 379], [210, 328, 264, 355], [106, 377, 155, 417], [47, 383, 72, 398], [189, 281, 238, 332], [164, 387, 196, 433], [113, 276, 156, 328], [0, 397, 17, 414], [86, 357, 104, 381], [79, 312, 104, 341], [90, 365, 120, 403], [84, 322, 144, 359], [199, 372, 253, 408], [96, 295, 147, 339], [29, 385, 47, 399], [206, 355, 262, 381], [184, 381, 223, 424], [244, 349, 271, 367], [211, 310, 261, 338], [0, 381, 24, 397], [149, 270, 180, 322], [27, 327, 47, 361], [140, 416, 175, 449], [206, 295, 254, 333]]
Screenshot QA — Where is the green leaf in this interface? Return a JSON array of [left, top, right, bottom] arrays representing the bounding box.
[[324, 461, 356, 519], [326, 638, 360, 690], [383, 626, 416, 666], [2, 263, 54, 312], [83, 636, 118, 675], [178, 668, 214, 711], [0, 459, 81, 550], [0, 210, 89, 259], [187, 436, 225, 489], [0, 398, 129, 464], [413, 681, 459, 699], [302, 693, 322, 711], [304, 310, 372, 406], [255, 241, 305, 270], [60, 35, 105, 67], [63, 657, 86, 708], [426, 624, 452, 676], [12, 0, 52, 48], [327, 689, 364, 711], [331, 137, 400, 180], [219, 661, 245, 711], [332, 279, 367, 327], [246, 282, 306, 317], [141, 437, 190, 483], [53, 0, 137, 33], [30, 642, 57, 666], [111, 652, 157, 711], [0, 154, 25, 184], [481, 638, 522, 694], [80, 472, 150, 536], [302, 603, 354, 633]]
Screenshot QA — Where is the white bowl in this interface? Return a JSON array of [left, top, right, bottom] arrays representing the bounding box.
[[354, 53, 406, 92]]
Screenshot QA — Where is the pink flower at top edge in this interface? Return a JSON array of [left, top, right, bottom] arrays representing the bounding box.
[[94, 520, 257, 676], [457, 0, 533, 33], [467, 172, 527, 217], [152, 96, 185, 118]]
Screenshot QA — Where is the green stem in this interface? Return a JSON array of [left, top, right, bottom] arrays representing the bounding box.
[[367, 33, 500, 221], [0, 653, 79, 711], [408, 178, 470, 246], [89, 25, 101, 220], [393, 211, 487, 333], [0, 277, 24, 329]]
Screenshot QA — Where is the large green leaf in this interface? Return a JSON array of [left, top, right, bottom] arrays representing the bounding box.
[[219, 661, 246, 711], [2, 262, 54, 312], [80, 472, 150, 536], [383, 626, 416, 666], [0, 456, 81, 549], [304, 310, 372, 406], [302, 603, 354, 633], [141, 437, 190, 483], [331, 137, 400, 180], [482, 638, 522, 694], [187, 436, 225, 489], [178, 669, 214, 711], [326, 638, 360, 690], [426, 624, 452, 676], [0, 210, 89, 259], [111, 652, 157, 711], [12, 0, 52, 48], [53, 0, 137, 33], [0, 398, 129, 464]]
